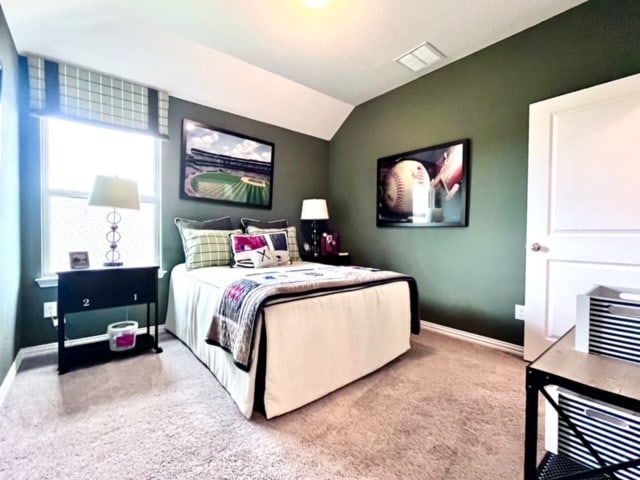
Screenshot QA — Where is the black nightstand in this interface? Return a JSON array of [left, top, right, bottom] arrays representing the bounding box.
[[301, 253, 351, 266], [56, 265, 162, 373]]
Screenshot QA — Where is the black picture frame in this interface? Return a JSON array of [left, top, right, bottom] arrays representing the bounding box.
[[376, 139, 470, 227], [180, 119, 275, 209]]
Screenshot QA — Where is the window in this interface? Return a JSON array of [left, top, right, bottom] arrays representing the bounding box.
[[41, 118, 160, 278]]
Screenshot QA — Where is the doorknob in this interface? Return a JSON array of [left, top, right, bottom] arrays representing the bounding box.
[[530, 242, 542, 252]]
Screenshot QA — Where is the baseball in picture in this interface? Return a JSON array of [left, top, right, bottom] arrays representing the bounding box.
[[180, 119, 275, 209], [376, 139, 469, 227]]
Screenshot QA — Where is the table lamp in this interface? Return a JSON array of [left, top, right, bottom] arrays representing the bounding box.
[[88, 175, 140, 266], [300, 198, 329, 257]]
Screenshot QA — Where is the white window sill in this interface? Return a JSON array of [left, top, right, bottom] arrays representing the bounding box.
[[35, 268, 167, 288]]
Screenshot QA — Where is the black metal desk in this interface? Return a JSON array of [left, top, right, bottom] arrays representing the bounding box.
[[524, 328, 640, 479]]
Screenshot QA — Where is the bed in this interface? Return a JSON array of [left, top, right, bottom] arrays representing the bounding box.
[[165, 261, 419, 419]]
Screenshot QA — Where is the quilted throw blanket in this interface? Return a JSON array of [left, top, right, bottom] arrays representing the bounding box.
[[205, 266, 419, 371]]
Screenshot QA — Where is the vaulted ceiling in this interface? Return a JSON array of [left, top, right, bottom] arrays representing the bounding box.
[[3, 0, 586, 139]]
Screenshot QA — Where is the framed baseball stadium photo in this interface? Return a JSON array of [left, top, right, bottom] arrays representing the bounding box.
[[376, 139, 470, 227], [180, 119, 275, 209]]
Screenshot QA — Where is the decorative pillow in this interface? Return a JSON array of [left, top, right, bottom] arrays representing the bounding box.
[[181, 228, 242, 270], [175, 216, 233, 259], [230, 231, 290, 267], [249, 246, 278, 269], [240, 217, 288, 232], [246, 225, 300, 262]]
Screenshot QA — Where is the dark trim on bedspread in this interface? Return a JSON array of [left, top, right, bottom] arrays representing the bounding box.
[[254, 318, 267, 416], [206, 276, 420, 372]]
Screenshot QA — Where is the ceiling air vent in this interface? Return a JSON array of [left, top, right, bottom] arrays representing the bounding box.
[[395, 42, 445, 72]]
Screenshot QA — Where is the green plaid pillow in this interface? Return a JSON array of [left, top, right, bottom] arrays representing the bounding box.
[[246, 225, 300, 262], [181, 228, 241, 270], [174, 216, 233, 259]]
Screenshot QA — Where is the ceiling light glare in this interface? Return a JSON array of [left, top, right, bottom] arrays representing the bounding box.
[[304, 0, 331, 8]]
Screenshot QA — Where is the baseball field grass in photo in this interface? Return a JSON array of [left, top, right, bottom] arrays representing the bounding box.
[[191, 172, 270, 206]]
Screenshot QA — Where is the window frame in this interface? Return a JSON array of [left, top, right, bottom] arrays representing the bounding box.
[[37, 118, 162, 286]]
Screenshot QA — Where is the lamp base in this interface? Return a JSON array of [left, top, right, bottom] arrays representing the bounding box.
[[104, 209, 124, 267], [103, 261, 123, 267], [311, 220, 320, 257]]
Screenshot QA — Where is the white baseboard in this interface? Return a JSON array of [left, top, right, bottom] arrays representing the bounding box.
[[0, 325, 166, 409], [0, 350, 23, 409], [421, 320, 523, 357]]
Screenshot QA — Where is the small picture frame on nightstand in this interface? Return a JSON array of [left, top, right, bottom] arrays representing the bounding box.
[[69, 251, 90, 269]]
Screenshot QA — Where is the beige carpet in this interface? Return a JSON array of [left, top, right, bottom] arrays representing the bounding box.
[[0, 330, 533, 479]]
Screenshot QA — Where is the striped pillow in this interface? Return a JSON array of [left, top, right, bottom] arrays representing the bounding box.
[[246, 225, 300, 262], [181, 228, 241, 270]]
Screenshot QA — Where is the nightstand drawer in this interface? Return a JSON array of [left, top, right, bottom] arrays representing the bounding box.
[[58, 267, 157, 313]]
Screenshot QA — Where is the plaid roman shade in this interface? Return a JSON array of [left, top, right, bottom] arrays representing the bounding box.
[[27, 56, 169, 138]]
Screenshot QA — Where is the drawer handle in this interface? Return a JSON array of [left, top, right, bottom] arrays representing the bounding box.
[[609, 305, 640, 320], [82, 298, 90, 307], [584, 408, 629, 430], [620, 292, 640, 302]]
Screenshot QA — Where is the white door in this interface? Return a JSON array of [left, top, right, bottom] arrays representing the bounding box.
[[524, 73, 640, 361]]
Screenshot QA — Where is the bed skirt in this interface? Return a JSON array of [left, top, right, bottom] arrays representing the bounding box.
[[165, 263, 415, 418]]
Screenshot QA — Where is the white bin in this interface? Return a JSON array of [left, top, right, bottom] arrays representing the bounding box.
[[545, 387, 640, 479], [576, 285, 640, 365], [107, 321, 138, 352]]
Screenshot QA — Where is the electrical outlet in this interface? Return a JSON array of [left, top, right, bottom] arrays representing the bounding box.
[[514, 304, 525, 321], [43, 301, 57, 318]]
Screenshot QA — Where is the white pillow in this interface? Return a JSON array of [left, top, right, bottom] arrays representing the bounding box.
[[229, 231, 290, 267], [249, 246, 278, 268], [246, 225, 300, 262]]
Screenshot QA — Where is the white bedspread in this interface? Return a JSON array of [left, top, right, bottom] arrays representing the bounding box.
[[165, 262, 413, 418]]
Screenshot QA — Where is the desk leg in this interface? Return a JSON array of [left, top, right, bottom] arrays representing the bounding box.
[[57, 309, 67, 374], [153, 302, 162, 353], [524, 368, 540, 480]]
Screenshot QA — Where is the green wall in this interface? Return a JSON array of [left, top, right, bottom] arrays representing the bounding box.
[[0, 6, 21, 381], [18, 95, 328, 348], [162, 98, 329, 272], [12, 0, 640, 354], [329, 0, 640, 345]]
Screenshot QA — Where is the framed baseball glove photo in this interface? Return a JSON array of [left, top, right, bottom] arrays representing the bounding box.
[[376, 139, 470, 227]]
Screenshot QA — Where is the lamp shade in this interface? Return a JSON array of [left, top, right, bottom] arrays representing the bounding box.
[[300, 199, 329, 220], [88, 175, 140, 210]]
